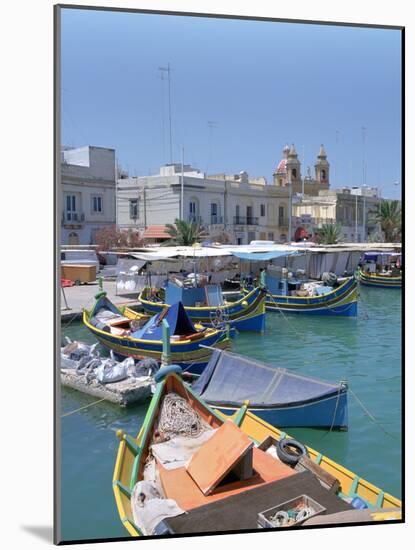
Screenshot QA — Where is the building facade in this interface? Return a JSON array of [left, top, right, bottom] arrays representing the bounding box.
[[116, 164, 291, 244], [61, 146, 116, 245], [292, 187, 381, 242]]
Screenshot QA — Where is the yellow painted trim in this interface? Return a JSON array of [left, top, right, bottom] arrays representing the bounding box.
[[266, 276, 357, 301], [140, 286, 261, 311], [83, 310, 222, 346]]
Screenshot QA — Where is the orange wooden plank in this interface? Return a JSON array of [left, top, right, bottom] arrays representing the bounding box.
[[186, 420, 254, 495]]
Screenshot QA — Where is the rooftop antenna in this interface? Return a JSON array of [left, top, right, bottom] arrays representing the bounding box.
[[158, 63, 173, 164], [206, 120, 218, 174]]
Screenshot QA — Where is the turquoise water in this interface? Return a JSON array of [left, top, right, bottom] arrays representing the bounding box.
[[59, 286, 401, 542]]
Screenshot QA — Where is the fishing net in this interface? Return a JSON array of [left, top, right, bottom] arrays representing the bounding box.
[[156, 392, 206, 438]]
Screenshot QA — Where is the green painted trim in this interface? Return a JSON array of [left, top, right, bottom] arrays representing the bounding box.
[[315, 453, 323, 465], [376, 491, 385, 508], [130, 455, 141, 491], [115, 481, 132, 498], [128, 380, 166, 489], [233, 403, 249, 427], [349, 475, 360, 495], [124, 434, 141, 455]]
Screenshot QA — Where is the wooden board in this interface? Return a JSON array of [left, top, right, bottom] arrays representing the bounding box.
[[186, 420, 254, 495]]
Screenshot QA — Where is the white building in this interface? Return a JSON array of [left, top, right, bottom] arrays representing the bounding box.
[[61, 146, 116, 245], [116, 164, 291, 244]]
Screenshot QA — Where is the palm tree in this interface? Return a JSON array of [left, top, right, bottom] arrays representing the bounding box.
[[370, 200, 401, 242], [162, 219, 205, 246], [316, 222, 342, 245]]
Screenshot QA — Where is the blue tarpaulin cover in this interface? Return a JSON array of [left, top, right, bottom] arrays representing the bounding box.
[[166, 282, 207, 306], [231, 250, 299, 261], [193, 349, 343, 407], [132, 301, 198, 340]]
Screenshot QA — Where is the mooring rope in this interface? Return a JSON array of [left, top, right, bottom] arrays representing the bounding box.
[[266, 291, 308, 342], [61, 397, 107, 418], [348, 388, 398, 441], [61, 311, 81, 331]]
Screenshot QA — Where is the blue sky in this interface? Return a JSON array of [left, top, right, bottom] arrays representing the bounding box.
[[61, 8, 402, 199]]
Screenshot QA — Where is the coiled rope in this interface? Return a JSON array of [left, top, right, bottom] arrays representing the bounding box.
[[157, 392, 205, 437]]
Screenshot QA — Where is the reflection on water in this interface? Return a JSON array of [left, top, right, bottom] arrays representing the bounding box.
[[60, 286, 401, 541]]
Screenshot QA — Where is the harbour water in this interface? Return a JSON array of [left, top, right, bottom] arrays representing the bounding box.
[[59, 286, 402, 542]]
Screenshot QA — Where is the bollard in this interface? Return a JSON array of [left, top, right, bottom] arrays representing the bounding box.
[[161, 319, 171, 366], [98, 276, 103, 291]]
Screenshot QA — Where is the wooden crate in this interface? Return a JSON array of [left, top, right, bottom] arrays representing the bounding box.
[[61, 264, 97, 284]]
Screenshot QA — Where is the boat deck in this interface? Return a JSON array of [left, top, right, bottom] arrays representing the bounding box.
[[161, 470, 353, 534]]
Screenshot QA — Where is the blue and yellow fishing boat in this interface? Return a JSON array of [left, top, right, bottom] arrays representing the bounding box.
[[357, 268, 402, 288], [244, 275, 358, 316], [113, 370, 401, 537], [83, 292, 230, 375], [357, 251, 402, 288], [139, 283, 266, 331]]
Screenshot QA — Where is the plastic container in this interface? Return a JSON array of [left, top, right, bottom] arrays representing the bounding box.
[[258, 494, 326, 528]]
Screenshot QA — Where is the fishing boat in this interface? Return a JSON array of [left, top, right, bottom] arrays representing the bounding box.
[[192, 349, 348, 430], [357, 252, 402, 288], [113, 370, 401, 537], [139, 282, 266, 331], [243, 273, 358, 316], [83, 292, 230, 375]]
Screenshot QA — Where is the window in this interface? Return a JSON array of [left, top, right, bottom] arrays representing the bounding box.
[[68, 232, 79, 245], [189, 198, 199, 222], [260, 204, 265, 217], [92, 196, 102, 213], [65, 194, 77, 221], [268, 232, 274, 241], [292, 168, 297, 179], [211, 203, 218, 216], [321, 169, 326, 180], [278, 206, 285, 221], [129, 199, 139, 219]]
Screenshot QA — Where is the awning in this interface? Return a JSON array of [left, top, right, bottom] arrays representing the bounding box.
[[142, 225, 171, 240], [231, 250, 300, 261]]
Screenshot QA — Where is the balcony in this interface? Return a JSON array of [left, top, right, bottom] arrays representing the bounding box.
[[62, 211, 85, 228], [233, 216, 259, 226], [210, 215, 223, 225], [188, 215, 203, 224]]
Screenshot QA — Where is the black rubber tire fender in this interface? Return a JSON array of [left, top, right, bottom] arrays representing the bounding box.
[[276, 438, 308, 467]]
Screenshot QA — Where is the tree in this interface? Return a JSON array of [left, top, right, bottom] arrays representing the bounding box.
[[95, 225, 144, 250], [208, 229, 233, 244], [316, 222, 342, 245], [162, 219, 205, 246], [369, 200, 401, 243]]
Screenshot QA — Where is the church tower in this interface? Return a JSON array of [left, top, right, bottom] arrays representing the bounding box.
[[314, 144, 330, 186], [273, 144, 290, 186], [285, 144, 302, 188]]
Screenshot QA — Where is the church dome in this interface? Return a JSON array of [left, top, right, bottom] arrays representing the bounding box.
[[276, 159, 287, 173], [275, 144, 290, 173]]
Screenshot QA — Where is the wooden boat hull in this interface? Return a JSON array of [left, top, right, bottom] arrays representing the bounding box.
[[139, 286, 266, 331], [113, 373, 401, 537], [254, 276, 358, 316], [357, 268, 402, 288], [212, 389, 348, 430], [83, 308, 230, 376]]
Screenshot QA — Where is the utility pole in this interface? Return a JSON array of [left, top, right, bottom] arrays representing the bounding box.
[[180, 146, 184, 220], [143, 186, 147, 229], [288, 183, 293, 243], [355, 193, 358, 242], [159, 63, 173, 164], [362, 126, 367, 241]]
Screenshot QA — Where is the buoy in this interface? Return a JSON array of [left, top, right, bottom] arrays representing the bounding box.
[[154, 364, 182, 383]]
